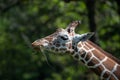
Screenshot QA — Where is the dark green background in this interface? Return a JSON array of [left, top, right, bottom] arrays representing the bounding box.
[[0, 0, 120, 80]]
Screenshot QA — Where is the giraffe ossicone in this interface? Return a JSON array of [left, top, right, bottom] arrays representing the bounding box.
[[32, 21, 120, 80]]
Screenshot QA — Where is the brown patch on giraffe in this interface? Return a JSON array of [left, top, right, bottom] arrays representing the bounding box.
[[51, 46, 55, 50], [90, 65, 104, 76], [62, 43, 65, 46], [80, 50, 86, 58], [113, 65, 120, 79], [102, 58, 116, 71], [57, 41, 60, 43], [103, 71, 110, 78], [55, 43, 60, 47], [49, 43, 52, 46], [59, 48, 67, 51], [53, 42, 56, 45], [55, 48, 59, 52], [70, 51, 74, 55], [74, 54, 79, 60], [87, 57, 99, 66], [84, 52, 92, 61], [72, 46, 75, 49], [66, 51, 72, 54], [66, 50, 74, 55], [109, 75, 118, 80], [92, 50, 106, 61], [74, 48, 78, 52]]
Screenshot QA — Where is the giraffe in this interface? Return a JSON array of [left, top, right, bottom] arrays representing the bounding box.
[[32, 21, 120, 80]]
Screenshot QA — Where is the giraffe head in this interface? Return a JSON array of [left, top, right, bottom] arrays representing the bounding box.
[[32, 21, 94, 54]]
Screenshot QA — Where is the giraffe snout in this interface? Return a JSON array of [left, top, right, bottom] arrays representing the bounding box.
[[32, 39, 43, 50], [32, 39, 49, 50]]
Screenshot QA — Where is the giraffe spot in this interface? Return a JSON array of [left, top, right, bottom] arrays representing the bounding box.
[[62, 43, 65, 46], [74, 54, 79, 60], [84, 53, 92, 61], [87, 57, 99, 66], [66, 50, 73, 54], [49, 43, 52, 45], [87, 61, 95, 67], [55, 48, 59, 52], [103, 71, 110, 78], [74, 48, 78, 52], [56, 41, 60, 43], [73, 43, 76, 45], [79, 50, 86, 58], [90, 65, 104, 77], [65, 51, 71, 54], [59, 48, 67, 51], [72, 46, 75, 49], [81, 53, 86, 58], [51, 46, 55, 50], [102, 58, 115, 71], [92, 50, 105, 61], [55, 43, 60, 47], [53, 41, 56, 45]]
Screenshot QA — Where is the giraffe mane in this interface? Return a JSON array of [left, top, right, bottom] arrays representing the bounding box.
[[87, 40, 120, 64]]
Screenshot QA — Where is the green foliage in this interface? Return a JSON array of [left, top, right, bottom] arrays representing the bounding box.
[[0, 0, 120, 80]]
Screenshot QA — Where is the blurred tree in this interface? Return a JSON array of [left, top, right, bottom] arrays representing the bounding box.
[[115, 0, 120, 16], [85, 0, 99, 44]]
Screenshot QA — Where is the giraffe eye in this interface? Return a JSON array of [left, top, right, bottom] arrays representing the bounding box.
[[60, 35, 68, 40]]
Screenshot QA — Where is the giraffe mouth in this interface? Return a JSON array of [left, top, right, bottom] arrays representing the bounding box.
[[32, 41, 43, 51]]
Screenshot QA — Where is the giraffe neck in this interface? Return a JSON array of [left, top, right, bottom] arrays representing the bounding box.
[[71, 40, 120, 80]]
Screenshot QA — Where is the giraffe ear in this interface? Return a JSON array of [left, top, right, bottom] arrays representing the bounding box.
[[74, 32, 94, 43], [66, 21, 81, 33], [80, 32, 94, 41]]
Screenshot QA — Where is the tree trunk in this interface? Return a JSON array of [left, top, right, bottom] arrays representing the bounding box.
[[85, 0, 99, 45], [115, 0, 120, 16]]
